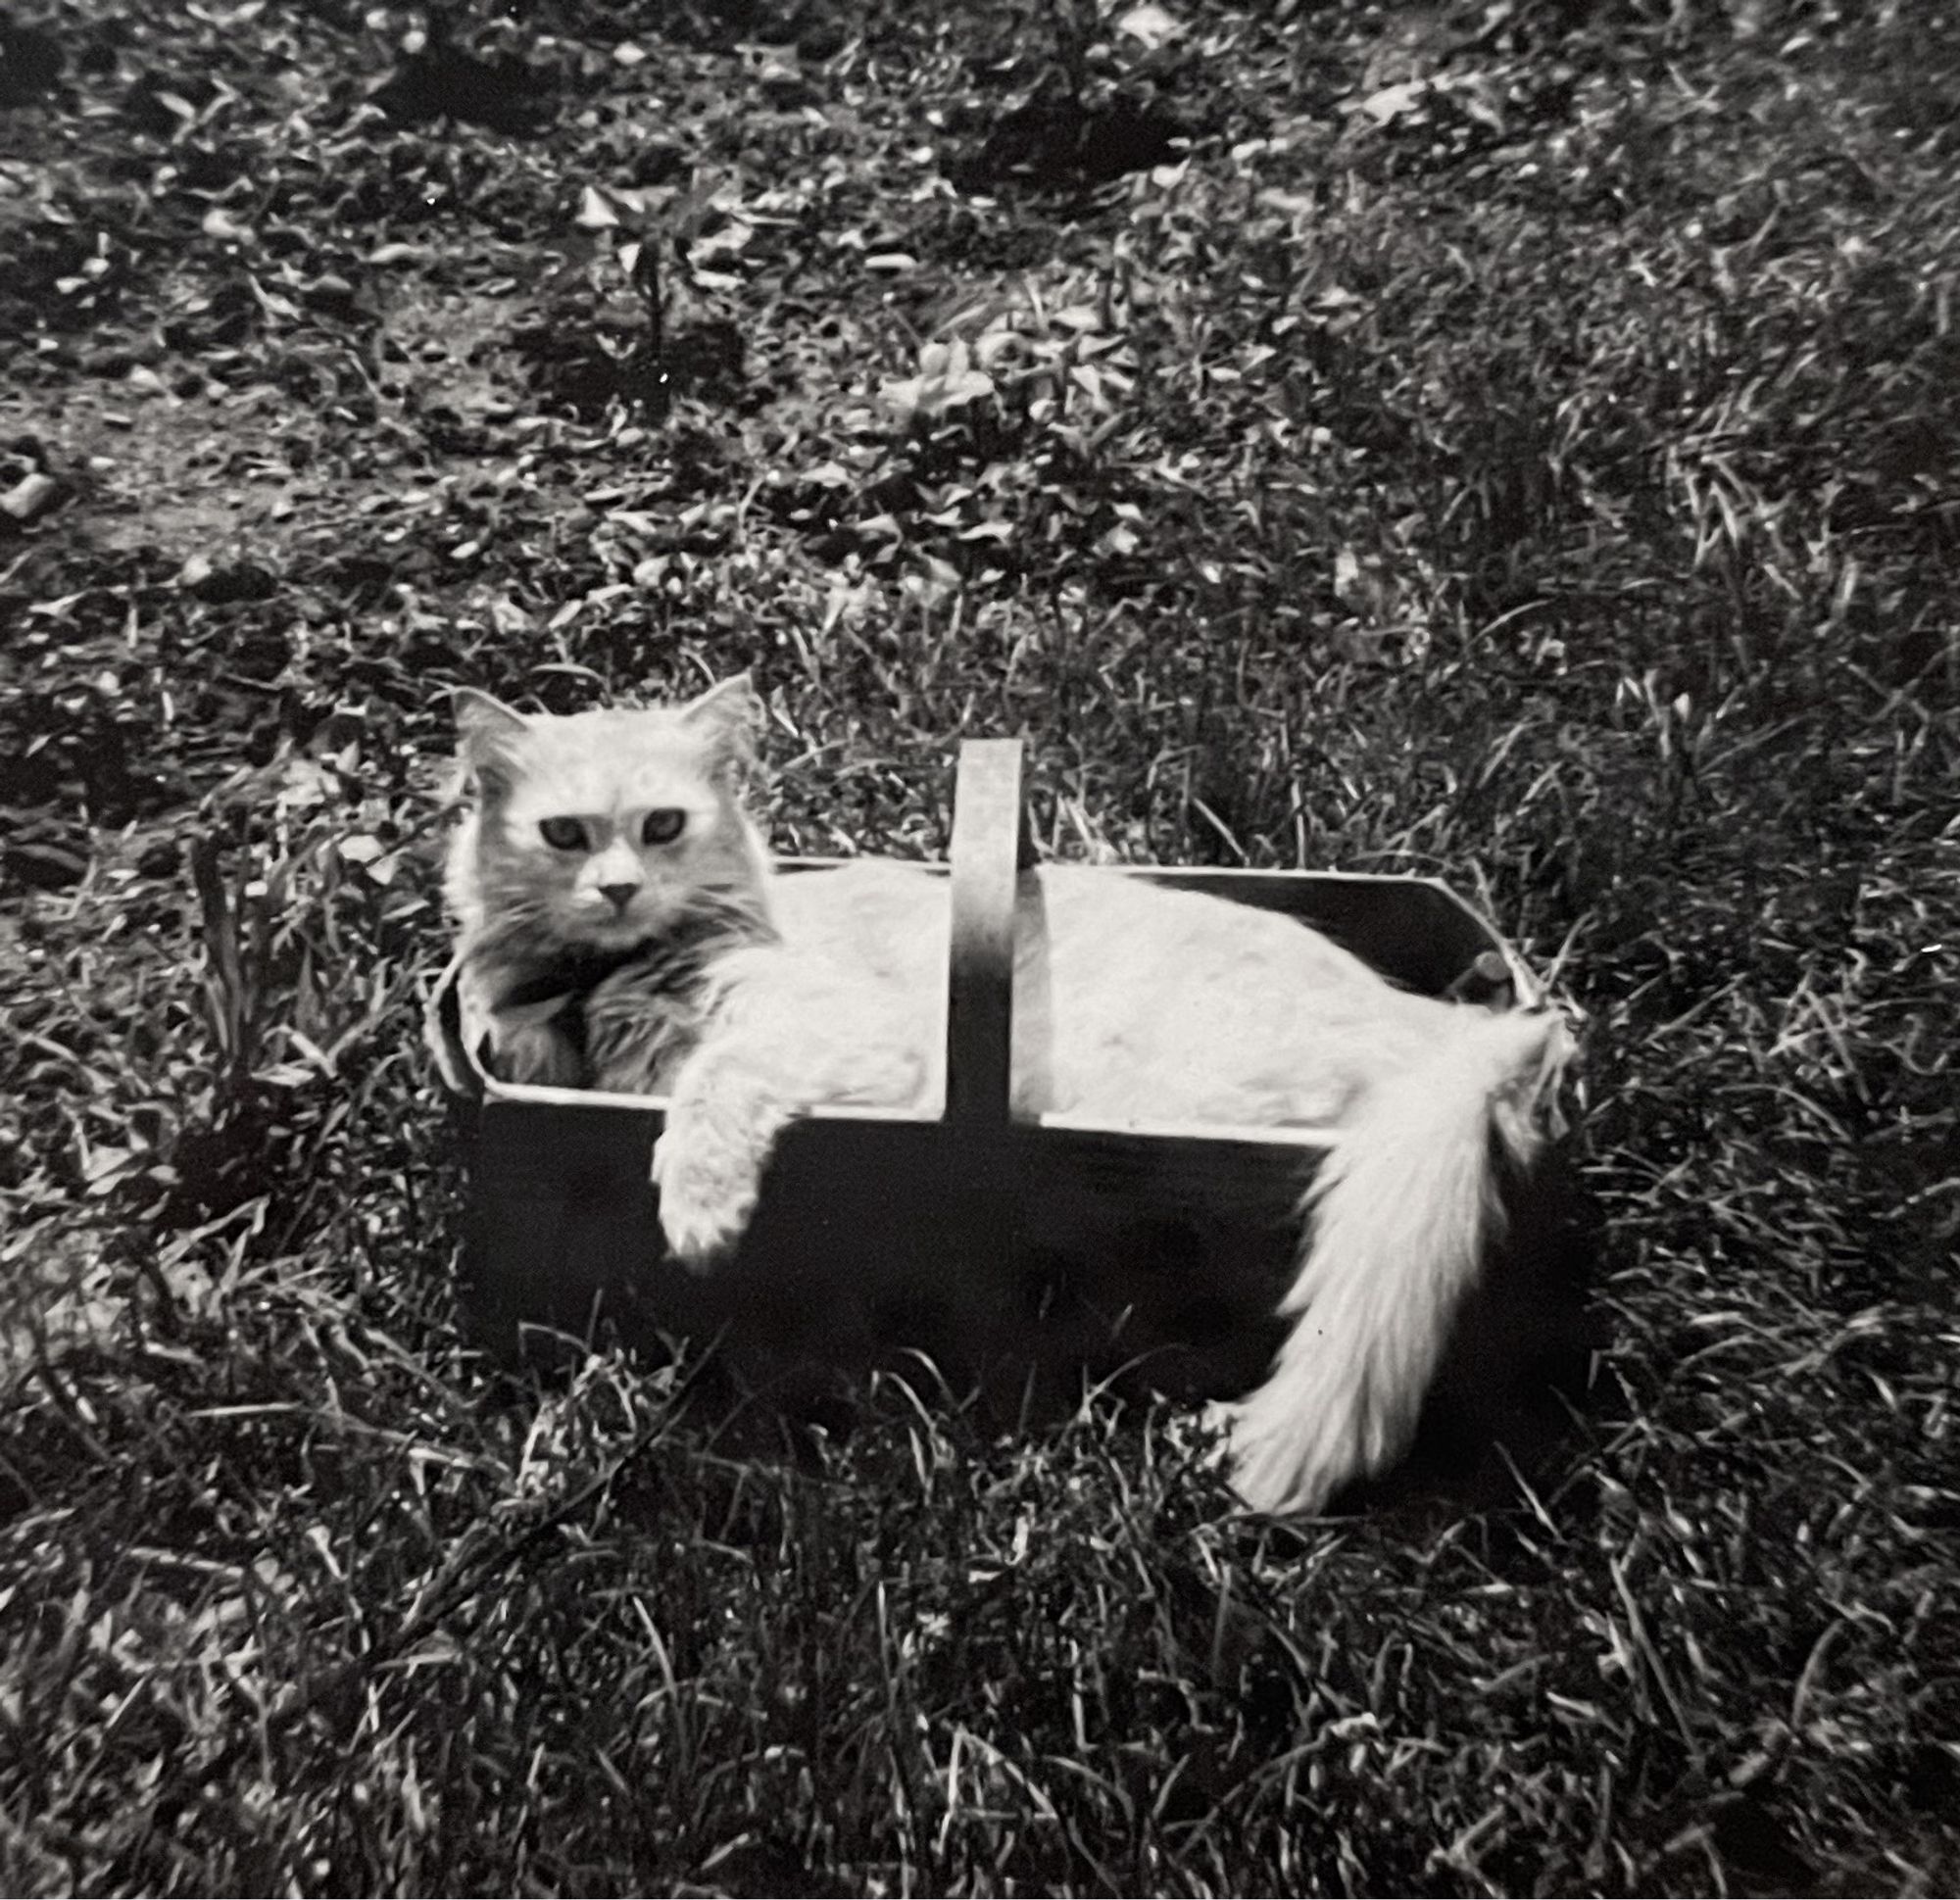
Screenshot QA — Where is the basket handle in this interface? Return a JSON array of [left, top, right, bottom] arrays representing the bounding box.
[[946, 738, 1034, 1127]]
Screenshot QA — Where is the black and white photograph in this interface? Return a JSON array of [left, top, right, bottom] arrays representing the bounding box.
[[1, 0, 1953, 1891]]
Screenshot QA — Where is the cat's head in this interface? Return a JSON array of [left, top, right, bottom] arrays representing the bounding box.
[[447, 673, 767, 952]]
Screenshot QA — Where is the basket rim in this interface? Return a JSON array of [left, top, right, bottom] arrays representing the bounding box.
[[426, 851, 1540, 1153]]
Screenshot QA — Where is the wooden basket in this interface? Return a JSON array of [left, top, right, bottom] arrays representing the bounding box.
[[429, 740, 1543, 1415]]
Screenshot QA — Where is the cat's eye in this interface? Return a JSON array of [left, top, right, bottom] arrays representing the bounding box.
[[640, 808, 686, 846], [538, 816, 587, 852]]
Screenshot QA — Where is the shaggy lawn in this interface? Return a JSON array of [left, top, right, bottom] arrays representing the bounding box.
[[1, 0, 1954, 1891]]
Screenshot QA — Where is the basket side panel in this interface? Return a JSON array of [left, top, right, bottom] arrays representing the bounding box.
[[458, 1100, 1328, 1407], [1008, 1127, 1312, 1402], [461, 1099, 665, 1363]]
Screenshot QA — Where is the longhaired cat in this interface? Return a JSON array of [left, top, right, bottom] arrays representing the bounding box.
[[443, 675, 1571, 1515]]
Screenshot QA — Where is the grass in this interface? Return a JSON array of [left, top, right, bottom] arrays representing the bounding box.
[[1, 0, 1956, 1891]]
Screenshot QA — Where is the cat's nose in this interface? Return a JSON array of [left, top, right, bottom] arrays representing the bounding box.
[[600, 882, 640, 911]]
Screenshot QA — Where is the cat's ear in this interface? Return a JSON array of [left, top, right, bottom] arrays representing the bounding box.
[[679, 672, 759, 781], [452, 688, 529, 794], [679, 671, 757, 733]]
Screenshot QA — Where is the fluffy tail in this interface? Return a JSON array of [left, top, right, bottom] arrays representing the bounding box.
[[1224, 1007, 1571, 1514]]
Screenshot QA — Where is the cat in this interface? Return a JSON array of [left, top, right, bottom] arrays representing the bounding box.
[[442, 675, 1572, 1515], [441, 674, 772, 1096]]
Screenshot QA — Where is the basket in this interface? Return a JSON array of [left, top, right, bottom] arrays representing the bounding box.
[[428, 740, 1544, 1416]]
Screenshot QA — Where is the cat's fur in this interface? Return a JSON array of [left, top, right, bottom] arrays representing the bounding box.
[[442, 676, 771, 1096], [443, 677, 1571, 1515]]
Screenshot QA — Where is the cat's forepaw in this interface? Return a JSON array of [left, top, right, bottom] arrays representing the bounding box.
[[651, 1125, 760, 1273]]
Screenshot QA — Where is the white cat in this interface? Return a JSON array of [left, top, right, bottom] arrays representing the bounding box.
[[443, 676, 1571, 1514]]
